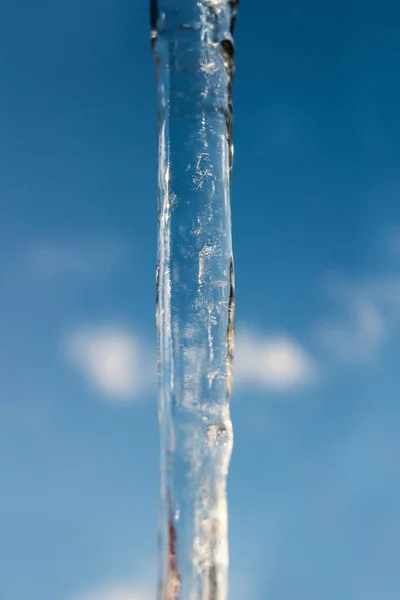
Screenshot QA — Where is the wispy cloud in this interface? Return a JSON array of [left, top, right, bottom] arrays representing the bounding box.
[[27, 236, 129, 278], [235, 328, 317, 391], [63, 325, 154, 401], [387, 226, 400, 257], [313, 250, 400, 364], [316, 278, 386, 364], [71, 582, 152, 600]]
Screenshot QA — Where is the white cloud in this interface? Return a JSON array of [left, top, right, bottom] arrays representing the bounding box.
[[235, 329, 316, 391], [72, 583, 152, 600], [64, 324, 317, 400], [64, 325, 154, 400], [70, 574, 251, 600]]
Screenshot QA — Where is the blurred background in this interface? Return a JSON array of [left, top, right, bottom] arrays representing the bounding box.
[[1, 0, 400, 599]]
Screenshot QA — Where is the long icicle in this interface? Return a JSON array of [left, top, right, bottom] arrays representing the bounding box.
[[152, 1, 237, 598]]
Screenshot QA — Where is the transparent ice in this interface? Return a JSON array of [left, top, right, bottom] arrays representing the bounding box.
[[152, 1, 237, 598]]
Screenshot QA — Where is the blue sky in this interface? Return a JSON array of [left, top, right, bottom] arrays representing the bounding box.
[[1, 0, 400, 598]]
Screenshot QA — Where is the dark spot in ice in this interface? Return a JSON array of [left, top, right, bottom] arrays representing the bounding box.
[[229, 0, 239, 33], [220, 39, 235, 80], [150, 0, 158, 30]]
